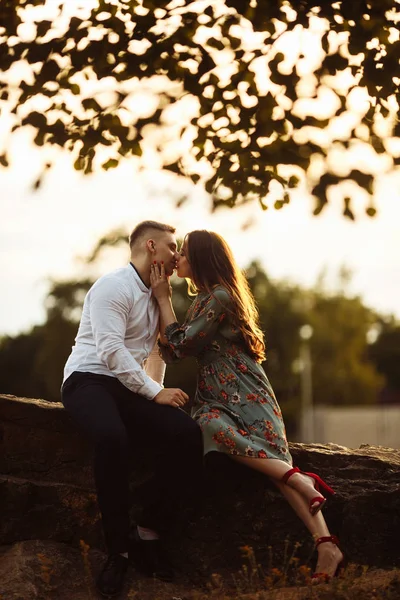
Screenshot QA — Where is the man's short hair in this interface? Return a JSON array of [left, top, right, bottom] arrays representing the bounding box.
[[129, 220, 176, 249]]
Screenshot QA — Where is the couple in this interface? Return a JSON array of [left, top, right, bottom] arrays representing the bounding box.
[[61, 220, 343, 598]]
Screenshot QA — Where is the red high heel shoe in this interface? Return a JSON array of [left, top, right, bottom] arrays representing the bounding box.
[[312, 535, 345, 582], [281, 466, 335, 515]]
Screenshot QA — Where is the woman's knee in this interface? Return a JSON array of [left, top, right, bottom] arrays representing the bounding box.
[[197, 413, 220, 437]]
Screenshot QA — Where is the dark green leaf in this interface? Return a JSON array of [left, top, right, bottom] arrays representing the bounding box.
[[102, 158, 119, 170]]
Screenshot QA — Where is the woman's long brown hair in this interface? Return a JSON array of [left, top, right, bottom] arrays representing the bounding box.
[[185, 230, 266, 363]]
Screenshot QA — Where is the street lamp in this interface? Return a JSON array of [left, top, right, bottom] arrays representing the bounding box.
[[366, 323, 381, 345], [299, 324, 314, 443]]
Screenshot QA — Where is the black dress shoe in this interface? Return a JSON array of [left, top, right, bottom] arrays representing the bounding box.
[[129, 530, 174, 582], [96, 553, 129, 598]]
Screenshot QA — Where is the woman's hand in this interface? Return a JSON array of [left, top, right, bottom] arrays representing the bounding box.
[[150, 261, 172, 302]]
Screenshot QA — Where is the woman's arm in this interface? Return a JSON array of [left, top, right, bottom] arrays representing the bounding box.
[[144, 336, 166, 383], [158, 297, 177, 345], [163, 289, 229, 358], [150, 262, 177, 344], [150, 262, 232, 359]]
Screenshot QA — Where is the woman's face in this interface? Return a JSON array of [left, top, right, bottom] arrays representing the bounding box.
[[176, 239, 193, 279]]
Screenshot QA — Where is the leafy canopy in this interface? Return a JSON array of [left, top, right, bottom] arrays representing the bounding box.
[[0, 0, 399, 217]]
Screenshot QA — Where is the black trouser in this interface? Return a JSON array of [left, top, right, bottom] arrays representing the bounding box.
[[62, 371, 203, 555]]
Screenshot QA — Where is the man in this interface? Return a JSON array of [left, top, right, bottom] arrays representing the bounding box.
[[61, 221, 203, 598]]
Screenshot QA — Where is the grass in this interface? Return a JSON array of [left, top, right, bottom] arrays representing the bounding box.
[[0, 536, 396, 599], [73, 538, 400, 600], [79, 539, 95, 600]]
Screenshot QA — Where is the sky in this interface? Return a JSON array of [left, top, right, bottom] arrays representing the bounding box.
[[1, 126, 399, 337], [1, 2, 399, 337]]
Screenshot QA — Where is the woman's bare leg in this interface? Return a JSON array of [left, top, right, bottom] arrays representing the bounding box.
[[274, 481, 343, 577], [234, 456, 328, 515], [232, 456, 343, 578]]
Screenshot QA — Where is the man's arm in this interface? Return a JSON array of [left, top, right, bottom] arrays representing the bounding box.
[[90, 277, 162, 400], [90, 277, 188, 407]]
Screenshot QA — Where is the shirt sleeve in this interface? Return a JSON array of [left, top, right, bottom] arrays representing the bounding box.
[[162, 287, 231, 359], [89, 277, 162, 400], [144, 337, 166, 385]]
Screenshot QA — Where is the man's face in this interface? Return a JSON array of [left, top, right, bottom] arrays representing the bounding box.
[[152, 232, 179, 276]]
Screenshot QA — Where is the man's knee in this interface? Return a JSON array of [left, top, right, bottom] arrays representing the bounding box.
[[174, 415, 203, 449], [94, 425, 130, 454]]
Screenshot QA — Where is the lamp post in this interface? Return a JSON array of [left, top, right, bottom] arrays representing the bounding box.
[[299, 324, 314, 442]]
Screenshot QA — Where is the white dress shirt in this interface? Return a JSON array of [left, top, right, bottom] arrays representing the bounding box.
[[63, 264, 165, 400]]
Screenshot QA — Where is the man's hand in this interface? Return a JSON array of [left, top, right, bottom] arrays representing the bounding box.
[[154, 388, 189, 408]]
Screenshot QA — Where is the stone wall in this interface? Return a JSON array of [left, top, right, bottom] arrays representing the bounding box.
[[1, 393, 400, 575]]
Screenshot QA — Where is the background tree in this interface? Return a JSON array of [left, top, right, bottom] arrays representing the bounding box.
[[308, 293, 384, 406], [0, 279, 92, 402], [368, 322, 400, 401], [1, 0, 399, 217], [0, 229, 393, 438]]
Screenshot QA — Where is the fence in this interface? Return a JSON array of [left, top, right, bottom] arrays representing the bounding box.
[[299, 405, 400, 449]]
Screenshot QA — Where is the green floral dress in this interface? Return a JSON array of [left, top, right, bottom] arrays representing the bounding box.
[[159, 286, 292, 464]]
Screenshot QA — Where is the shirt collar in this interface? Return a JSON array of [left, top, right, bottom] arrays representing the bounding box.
[[129, 262, 150, 292]]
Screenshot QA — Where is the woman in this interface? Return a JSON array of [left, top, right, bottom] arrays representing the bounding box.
[[150, 230, 343, 581]]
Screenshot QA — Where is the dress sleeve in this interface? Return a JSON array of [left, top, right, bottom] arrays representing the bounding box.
[[161, 287, 231, 360], [158, 338, 180, 364]]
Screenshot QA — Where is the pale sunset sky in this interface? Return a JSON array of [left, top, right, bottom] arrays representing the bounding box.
[[1, 1, 399, 336], [1, 129, 399, 336]]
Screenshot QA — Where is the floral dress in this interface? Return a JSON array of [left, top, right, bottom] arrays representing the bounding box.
[[159, 286, 292, 464]]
